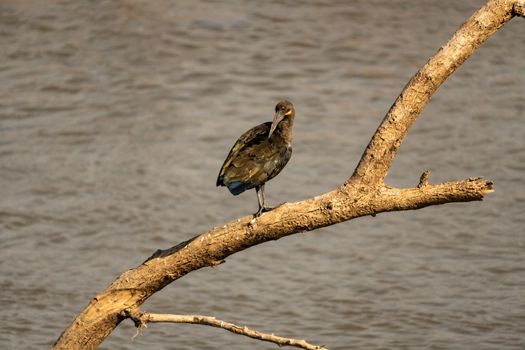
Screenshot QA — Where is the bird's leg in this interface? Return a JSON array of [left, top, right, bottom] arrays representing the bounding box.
[[260, 184, 273, 212], [255, 186, 264, 217], [254, 184, 274, 217]]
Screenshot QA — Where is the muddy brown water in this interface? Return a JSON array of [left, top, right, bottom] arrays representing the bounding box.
[[1, 1, 524, 349]]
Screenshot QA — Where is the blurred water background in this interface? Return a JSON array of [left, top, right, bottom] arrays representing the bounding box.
[[1, 0, 524, 349]]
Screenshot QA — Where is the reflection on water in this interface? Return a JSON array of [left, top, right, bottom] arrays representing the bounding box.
[[1, 1, 524, 349]]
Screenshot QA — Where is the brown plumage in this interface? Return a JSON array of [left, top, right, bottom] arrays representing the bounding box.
[[217, 100, 295, 216]]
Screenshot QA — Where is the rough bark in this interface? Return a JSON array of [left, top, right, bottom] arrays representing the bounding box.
[[53, 1, 524, 349]]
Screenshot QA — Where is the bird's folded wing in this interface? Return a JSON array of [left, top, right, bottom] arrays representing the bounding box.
[[217, 122, 271, 184]]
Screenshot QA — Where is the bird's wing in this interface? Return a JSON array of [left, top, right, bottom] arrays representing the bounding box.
[[216, 122, 271, 186]]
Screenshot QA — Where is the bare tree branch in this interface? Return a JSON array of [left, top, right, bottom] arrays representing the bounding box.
[[53, 1, 522, 349], [123, 309, 327, 350], [350, 0, 520, 186]]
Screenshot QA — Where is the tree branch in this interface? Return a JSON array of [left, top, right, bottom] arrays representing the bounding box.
[[53, 1, 521, 349], [124, 309, 326, 350], [350, 0, 518, 186]]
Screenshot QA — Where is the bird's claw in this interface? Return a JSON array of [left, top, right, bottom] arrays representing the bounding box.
[[253, 206, 273, 218]]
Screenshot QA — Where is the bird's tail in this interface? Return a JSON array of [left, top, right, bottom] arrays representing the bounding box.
[[227, 181, 254, 196]]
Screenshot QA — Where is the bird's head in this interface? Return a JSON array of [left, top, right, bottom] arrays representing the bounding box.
[[269, 100, 295, 138]]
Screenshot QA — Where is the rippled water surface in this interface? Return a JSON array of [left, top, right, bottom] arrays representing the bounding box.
[[1, 1, 524, 349]]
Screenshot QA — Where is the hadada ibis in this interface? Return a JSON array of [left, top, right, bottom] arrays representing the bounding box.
[[216, 100, 295, 217]]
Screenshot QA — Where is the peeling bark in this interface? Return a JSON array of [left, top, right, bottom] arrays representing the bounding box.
[[53, 1, 523, 349]]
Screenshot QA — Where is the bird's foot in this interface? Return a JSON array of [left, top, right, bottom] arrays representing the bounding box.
[[253, 206, 274, 218]]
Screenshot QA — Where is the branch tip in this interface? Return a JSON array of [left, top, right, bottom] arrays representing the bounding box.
[[466, 177, 493, 193], [483, 181, 494, 193]]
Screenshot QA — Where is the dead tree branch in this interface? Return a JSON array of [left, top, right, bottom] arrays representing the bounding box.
[[53, 1, 523, 349], [350, 0, 522, 186], [123, 309, 326, 350]]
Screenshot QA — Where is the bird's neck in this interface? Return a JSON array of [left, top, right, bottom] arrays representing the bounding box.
[[277, 116, 294, 146]]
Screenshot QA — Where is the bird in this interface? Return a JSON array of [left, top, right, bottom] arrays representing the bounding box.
[[217, 100, 295, 217]]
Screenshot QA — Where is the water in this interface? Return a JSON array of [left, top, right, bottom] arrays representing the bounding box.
[[1, 1, 524, 349]]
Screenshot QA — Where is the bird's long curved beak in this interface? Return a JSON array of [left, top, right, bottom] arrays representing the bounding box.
[[268, 111, 284, 138]]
